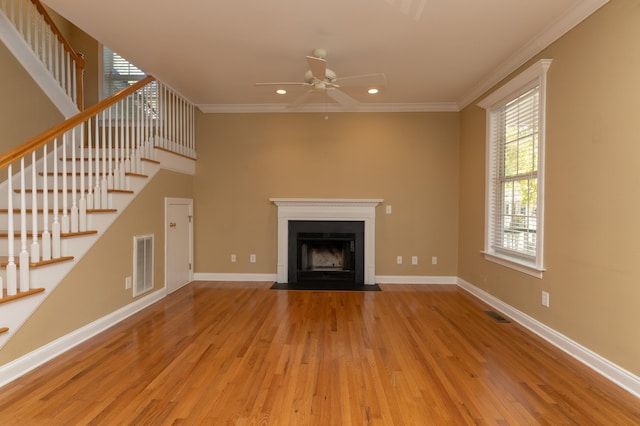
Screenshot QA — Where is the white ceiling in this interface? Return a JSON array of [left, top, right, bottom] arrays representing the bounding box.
[[43, 0, 608, 112]]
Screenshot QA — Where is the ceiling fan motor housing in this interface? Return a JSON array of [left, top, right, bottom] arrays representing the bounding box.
[[304, 68, 337, 86]]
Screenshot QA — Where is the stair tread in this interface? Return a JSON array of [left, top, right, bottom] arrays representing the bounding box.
[[0, 230, 98, 238], [39, 172, 148, 178], [0, 287, 45, 305], [0, 208, 117, 214], [63, 156, 158, 163], [14, 188, 134, 194], [0, 255, 74, 268]]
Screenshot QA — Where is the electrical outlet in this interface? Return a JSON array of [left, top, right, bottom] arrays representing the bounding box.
[[432, 256, 438, 265], [250, 254, 256, 263], [542, 291, 550, 307], [231, 254, 237, 262], [396, 255, 403, 265], [125, 276, 132, 290], [411, 256, 418, 265], [386, 205, 392, 214]]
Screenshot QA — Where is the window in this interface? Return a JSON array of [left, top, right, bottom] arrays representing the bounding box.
[[478, 59, 552, 278], [101, 46, 158, 119], [102, 46, 146, 99]]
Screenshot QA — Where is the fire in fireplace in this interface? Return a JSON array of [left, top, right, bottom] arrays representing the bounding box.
[[288, 220, 364, 284]]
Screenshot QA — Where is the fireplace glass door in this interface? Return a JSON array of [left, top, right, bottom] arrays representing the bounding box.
[[288, 221, 364, 284]]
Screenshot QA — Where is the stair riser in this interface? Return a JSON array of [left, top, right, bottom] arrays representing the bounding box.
[[0, 213, 96, 231]]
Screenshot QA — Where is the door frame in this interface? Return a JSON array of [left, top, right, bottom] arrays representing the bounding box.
[[164, 197, 194, 293]]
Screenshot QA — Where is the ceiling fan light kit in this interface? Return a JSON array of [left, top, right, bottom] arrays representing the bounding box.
[[256, 48, 386, 110]]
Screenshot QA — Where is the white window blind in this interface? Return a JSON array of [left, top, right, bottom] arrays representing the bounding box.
[[489, 87, 539, 258], [103, 46, 146, 98]]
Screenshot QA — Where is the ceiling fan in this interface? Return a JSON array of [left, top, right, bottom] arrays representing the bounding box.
[[255, 48, 386, 110]]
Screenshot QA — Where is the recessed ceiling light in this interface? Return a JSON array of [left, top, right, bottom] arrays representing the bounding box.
[[368, 88, 379, 94], [276, 89, 287, 95]]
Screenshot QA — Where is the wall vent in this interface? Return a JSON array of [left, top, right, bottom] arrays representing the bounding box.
[[484, 310, 510, 323], [133, 234, 154, 297]]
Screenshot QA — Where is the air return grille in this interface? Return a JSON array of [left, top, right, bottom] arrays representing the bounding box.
[[133, 235, 154, 297]]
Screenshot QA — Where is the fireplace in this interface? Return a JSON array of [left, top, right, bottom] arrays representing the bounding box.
[[288, 220, 364, 284], [270, 198, 383, 285]]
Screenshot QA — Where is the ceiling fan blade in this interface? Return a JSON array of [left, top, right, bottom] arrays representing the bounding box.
[[334, 72, 387, 87], [306, 55, 326, 81], [326, 88, 359, 109], [255, 82, 310, 86], [286, 89, 316, 109]]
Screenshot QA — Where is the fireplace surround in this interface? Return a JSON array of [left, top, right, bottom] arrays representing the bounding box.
[[270, 198, 383, 285]]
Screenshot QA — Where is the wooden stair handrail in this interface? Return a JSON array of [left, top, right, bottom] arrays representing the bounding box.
[[30, 0, 85, 109], [0, 75, 156, 171]]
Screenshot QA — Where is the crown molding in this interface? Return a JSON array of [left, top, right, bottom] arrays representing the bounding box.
[[196, 102, 460, 114], [457, 0, 609, 109]]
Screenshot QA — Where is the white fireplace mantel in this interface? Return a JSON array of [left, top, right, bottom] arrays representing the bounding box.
[[270, 198, 383, 285]]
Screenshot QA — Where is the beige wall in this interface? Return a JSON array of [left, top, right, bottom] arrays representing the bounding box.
[[458, 0, 640, 376], [0, 170, 194, 364], [0, 43, 63, 151], [44, 6, 100, 107], [194, 112, 460, 277]]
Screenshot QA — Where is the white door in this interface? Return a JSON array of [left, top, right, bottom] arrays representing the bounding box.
[[166, 198, 193, 293]]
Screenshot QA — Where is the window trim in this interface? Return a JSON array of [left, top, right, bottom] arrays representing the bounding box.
[[477, 59, 552, 279]]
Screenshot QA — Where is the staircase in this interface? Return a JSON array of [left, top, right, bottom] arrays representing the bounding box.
[[0, 1, 196, 350]]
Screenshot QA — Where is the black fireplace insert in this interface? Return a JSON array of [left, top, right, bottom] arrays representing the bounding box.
[[288, 220, 365, 284]]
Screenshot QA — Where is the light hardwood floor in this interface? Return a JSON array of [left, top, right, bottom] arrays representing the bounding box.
[[0, 282, 639, 424]]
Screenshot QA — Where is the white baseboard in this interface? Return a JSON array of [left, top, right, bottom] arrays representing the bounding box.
[[193, 273, 277, 282], [0, 289, 166, 388], [456, 277, 640, 399], [193, 273, 458, 285], [376, 275, 458, 284]]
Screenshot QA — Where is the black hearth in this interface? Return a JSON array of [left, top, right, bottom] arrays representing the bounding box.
[[288, 220, 365, 284]]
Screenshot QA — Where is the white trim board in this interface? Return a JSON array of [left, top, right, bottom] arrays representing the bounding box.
[[0, 289, 166, 388], [192, 273, 458, 285], [193, 273, 278, 282], [376, 275, 457, 285], [456, 278, 640, 399]]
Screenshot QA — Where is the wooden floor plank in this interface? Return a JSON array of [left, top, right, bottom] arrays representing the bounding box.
[[0, 282, 638, 424]]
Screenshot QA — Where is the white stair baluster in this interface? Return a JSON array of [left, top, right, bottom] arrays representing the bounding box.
[[19, 158, 30, 292], [87, 117, 94, 210], [70, 128, 79, 233], [95, 114, 102, 210], [133, 92, 141, 175], [30, 151, 40, 262], [52, 139, 61, 259], [107, 107, 113, 191], [100, 110, 108, 209], [42, 145, 51, 261], [124, 95, 131, 174], [79, 123, 87, 232], [6, 165, 17, 296], [161, 83, 167, 151], [119, 100, 126, 189], [124, 95, 131, 190], [113, 102, 121, 190], [61, 132, 69, 234]]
